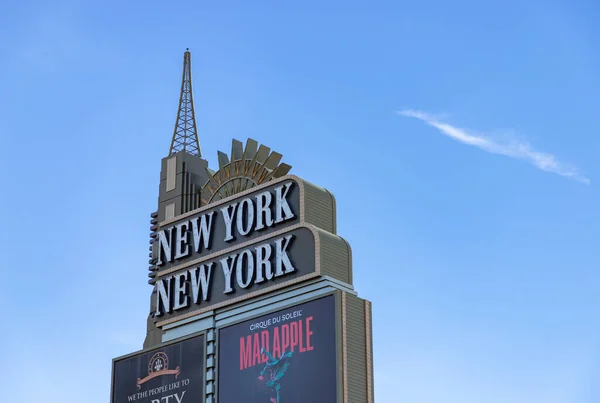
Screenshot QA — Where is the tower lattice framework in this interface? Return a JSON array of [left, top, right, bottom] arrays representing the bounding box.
[[169, 49, 201, 156]]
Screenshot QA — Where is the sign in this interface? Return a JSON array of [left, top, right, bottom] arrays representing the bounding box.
[[217, 295, 337, 403], [154, 225, 318, 320], [111, 335, 204, 403], [151, 175, 351, 327], [154, 179, 303, 272], [111, 51, 375, 403]]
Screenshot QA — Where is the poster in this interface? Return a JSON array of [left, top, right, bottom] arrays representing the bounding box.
[[218, 295, 337, 403], [111, 334, 204, 403]]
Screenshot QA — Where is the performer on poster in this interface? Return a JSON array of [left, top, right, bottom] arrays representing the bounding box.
[[218, 296, 337, 403], [257, 347, 294, 403]]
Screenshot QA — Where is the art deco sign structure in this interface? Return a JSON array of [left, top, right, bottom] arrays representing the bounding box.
[[110, 50, 375, 403]]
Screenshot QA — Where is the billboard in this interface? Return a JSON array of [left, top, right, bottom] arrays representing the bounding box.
[[111, 334, 204, 403], [217, 295, 337, 403]]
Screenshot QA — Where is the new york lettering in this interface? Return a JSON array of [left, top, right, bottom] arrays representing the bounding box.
[[154, 234, 296, 317], [155, 182, 295, 266]]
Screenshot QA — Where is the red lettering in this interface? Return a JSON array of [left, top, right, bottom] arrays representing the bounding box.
[[253, 333, 261, 366], [306, 316, 314, 351], [272, 327, 281, 358], [241, 315, 317, 370], [299, 319, 306, 352], [281, 324, 290, 354], [261, 330, 270, 363], [240, 335, 252, 370], [290, 321, 299, 352]]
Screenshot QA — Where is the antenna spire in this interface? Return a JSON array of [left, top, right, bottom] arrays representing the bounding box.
[[169, 49, 201, 156]]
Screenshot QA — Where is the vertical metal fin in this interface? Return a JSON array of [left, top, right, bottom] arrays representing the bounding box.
[[269, 163, 292, 179], [231, 139, 244, 176], [254, 145, 271, 164], [263, 152, 283, 171], [218, 151, 229, 169], [243, 139, 258, 162]]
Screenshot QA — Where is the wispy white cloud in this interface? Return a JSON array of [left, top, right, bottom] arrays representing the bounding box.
[[398, 109, 589, 185]]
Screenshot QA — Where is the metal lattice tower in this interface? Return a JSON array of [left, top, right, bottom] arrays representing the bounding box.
[[169, 49, 201, 156]]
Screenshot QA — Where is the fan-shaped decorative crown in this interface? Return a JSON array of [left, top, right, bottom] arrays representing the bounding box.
[[200, 138, 292, 205]]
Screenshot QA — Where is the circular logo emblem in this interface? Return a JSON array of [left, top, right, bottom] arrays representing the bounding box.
[[148, 352, 169, 375]]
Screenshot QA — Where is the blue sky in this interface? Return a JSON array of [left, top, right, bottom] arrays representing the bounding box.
[[1, 1, 599, 402]]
